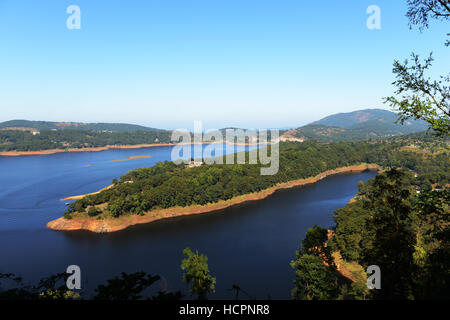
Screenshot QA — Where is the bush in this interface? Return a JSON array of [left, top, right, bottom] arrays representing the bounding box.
[[87, 206, 101, 217], [63, 211, 72, 220]]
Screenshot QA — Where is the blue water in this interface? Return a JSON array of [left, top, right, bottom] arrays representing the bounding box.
[[0, 145, 376, 299]]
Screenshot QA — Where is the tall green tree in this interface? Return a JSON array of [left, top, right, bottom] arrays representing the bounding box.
[[291, 226, 339, 300], [361, 169, 417, 299], [290, 255, 338, 300], [181, 247, 216, 300], [414, 190, 450, 299], [300, 225, 335, 268]]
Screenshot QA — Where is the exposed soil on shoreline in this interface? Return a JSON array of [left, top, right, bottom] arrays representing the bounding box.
[[0, 141, 266, 157], [110, 155, 152, 162], [0, 144, 176, 157], [47, 163, 380, 233], [61, 184, 114, 201]]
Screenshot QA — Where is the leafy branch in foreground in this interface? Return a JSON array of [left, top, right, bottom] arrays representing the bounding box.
[[384, 53, 449, 137], [387, 0, 450, 137], [406, 0, 450, 31]]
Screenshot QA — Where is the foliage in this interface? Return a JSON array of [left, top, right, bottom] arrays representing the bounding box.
[[331, 169, 450, 299], [0, 120, 163, 132], [181, 247, 216, 300], [292, 109, 428, 142], [406, 0, 450, 31], [300, 225, 334, 267], [333, 202, 374, 262], [0, 272, 79, 300], [361, 169, 417, 299], [414, 190, 450, 298], [291, 225, 339, 300], [0, 271, 181, 300], [290, 254, 338, 300], [93, 272, 161, 300], [385, 1, 450, 136], [0, 129, 172, 152], [63, 137, 449, 219], [385, 53, 449, 137], [87, 206, 101, 217]]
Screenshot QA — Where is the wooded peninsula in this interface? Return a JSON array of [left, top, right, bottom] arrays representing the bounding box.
[[47, 134, 449, 233]]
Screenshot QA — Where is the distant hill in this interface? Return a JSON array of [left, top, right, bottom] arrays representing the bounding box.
[[313, 109, 392, 128], [282, 109, 429, 142], [0, 120, 165, 132]]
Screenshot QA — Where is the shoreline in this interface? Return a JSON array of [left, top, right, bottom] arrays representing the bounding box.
[[0, 141, 266, 157], [111, 155, 152, 162], [0, 143, 176, 157], [61, 184, 114, 201], [47, 163, 380, 233]]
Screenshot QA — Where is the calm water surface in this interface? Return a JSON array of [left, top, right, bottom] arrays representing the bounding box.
[[0, 145, 376, 299]]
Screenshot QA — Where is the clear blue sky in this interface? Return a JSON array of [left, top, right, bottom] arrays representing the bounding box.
[[0, 0, 448, 129]]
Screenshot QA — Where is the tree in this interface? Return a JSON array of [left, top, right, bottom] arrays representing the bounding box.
[[1, 271, 181, 300], [406, 0, 450, 31], [291, 226, 339, 300], [0, 272, 79, 300], [385, 53, 449, 136], [87, 206, 101, 217], [361, 169, 417, 299], [333, 202, 374, 262], [385, 1, 450, 136], [300, 225, 335, 268], [290, 254, 338, 300], [382, 0, 450, 299], [414, 190, 450, 298], [93, 272, 160, 300], [181, 247, 216, 300]]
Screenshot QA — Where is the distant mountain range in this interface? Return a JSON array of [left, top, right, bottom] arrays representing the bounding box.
[[0, 120, 166, 132], [281, 109, 429, 142], [0, 109, 429, 144]]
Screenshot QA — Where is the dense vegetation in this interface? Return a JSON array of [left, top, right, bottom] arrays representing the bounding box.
[[181, 248, 216, 300], [0, 270, 181, 300], [291, 0, 450, 299], [286, 109, 429, 142], [63, 137, 449, 220], [313, 109, 427, 130], [0, 129, 173, 151], [292, 169, 449, 300], [288, 123, 430, 142], [0, 246, 213, 300], [0, 120, 161, 132]]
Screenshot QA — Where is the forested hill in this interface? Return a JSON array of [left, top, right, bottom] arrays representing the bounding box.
[[0, 129, 174, 152], [63, 138, 449, 220], [0, 120, 177, 151], [313, 109, 426, 129], [0, 110, 434, 151], [282, 109, 429, 142], [0, 120, 165, 132]]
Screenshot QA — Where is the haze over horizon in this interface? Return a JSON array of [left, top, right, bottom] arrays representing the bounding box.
[[0, 1, 448, 129]]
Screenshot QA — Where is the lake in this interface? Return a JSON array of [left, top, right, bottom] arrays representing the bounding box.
[[0, 145, 377, 299]]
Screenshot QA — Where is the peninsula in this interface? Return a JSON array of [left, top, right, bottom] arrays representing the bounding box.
[[47, 164, 379, 233]]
